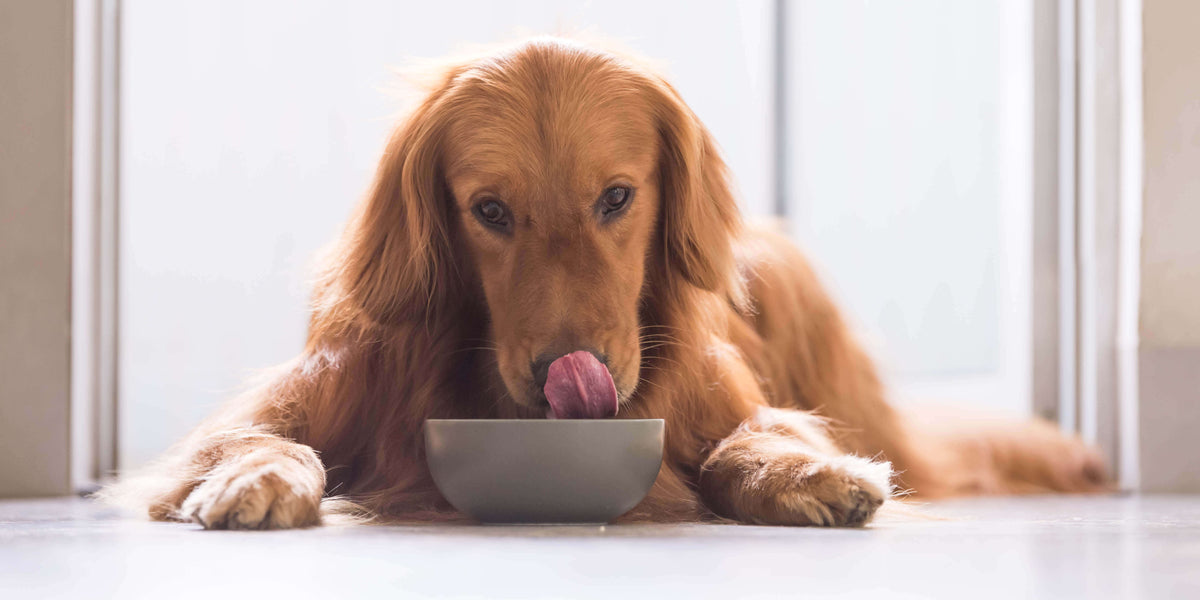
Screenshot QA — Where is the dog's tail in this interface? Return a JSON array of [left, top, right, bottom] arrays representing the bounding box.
[[898, 405, 1113, 498]]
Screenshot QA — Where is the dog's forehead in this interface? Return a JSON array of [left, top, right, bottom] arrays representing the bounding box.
[[442, 58, 659, 195]]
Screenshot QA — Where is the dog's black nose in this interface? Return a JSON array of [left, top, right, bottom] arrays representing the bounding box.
[[531, 356, 554, 391]]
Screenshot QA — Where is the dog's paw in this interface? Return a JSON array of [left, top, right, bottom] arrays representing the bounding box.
[[701, 431, 894, 527], [705, 449, 892, 527], [180, 447, 323, 530], [766, 455, 891, 526]]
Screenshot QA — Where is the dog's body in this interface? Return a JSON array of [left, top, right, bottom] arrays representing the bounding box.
[[112, 39, 1107, 529]]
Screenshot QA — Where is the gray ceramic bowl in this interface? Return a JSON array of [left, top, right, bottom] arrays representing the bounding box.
[[425, 419, 664, 523]]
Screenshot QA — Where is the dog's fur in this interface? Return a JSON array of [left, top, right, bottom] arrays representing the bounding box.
[[107, 39, 1108, 529]]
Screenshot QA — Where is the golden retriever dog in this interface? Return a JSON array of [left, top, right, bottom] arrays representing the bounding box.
[[110, 38, 1108, 529]]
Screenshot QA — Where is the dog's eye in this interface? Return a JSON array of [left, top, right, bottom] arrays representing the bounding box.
[[599, 186, 632, 217], [472, 199, 512, 231]]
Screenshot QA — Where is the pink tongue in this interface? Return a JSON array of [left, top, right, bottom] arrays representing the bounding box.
[[543, 351, 619, 419]]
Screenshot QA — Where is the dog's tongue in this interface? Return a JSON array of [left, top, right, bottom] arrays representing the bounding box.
[[544, 351, 618, 419]]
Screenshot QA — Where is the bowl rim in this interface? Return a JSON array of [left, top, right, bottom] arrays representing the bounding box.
[[424, 418, 664, 424]]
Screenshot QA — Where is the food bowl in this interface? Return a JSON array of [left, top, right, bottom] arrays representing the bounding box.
[[424, 419, 664, 523]]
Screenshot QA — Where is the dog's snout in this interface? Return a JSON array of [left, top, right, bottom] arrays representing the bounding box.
[[530, 349, 608, 390]]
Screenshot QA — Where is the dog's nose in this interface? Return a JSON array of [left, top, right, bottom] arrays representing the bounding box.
[[531, 350, 608, 390], [531, 357, 554, 391]]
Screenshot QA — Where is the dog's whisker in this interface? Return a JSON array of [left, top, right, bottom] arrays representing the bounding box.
[[635, 376, 668, 395], [643, 354, 684, 370], [638, 336, 681, 344], [638, 324, 683, 332]]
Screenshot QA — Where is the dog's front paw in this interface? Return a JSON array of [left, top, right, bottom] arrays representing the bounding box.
[[766, 455, 891, 526], [180, 447, 324, 530], [702, 446, 892, 527]]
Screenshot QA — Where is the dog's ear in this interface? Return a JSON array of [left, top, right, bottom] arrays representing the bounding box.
[[650, 79, 746, 306], [314, 67, 465, 330]]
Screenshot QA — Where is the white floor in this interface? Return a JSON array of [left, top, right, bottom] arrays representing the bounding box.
[[2, 495, 1197, 599]]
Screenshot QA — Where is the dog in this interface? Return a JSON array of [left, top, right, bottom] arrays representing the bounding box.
[[109, 38, 1108, 529]]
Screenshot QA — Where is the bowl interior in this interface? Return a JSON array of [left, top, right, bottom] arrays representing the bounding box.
[[424, 419, 664, 523]]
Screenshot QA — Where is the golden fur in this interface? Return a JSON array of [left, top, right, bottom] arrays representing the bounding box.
[[107, 38, 1108, 529]]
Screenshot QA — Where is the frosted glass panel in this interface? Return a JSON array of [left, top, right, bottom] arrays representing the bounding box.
[[785, 0, 1032, 413]]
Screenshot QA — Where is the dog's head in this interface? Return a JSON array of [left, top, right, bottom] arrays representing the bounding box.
[[324, 39, 742, 414]]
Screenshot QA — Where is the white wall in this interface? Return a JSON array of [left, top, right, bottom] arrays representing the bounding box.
[[118, 0, 774, 469], [785, 0, 1033, 414], [1140, 2, 1200, 349], [0, 0, 74, 497], [1138, 0, 1200, 492]]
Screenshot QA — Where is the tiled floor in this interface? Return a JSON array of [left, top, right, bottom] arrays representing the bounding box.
[[2, 495, 1197, 599]]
